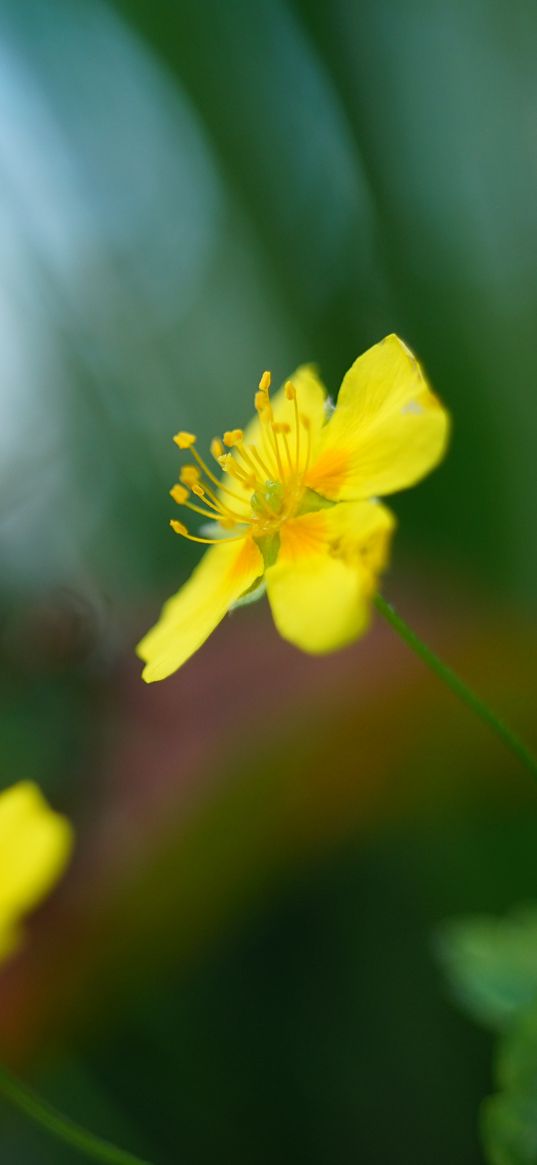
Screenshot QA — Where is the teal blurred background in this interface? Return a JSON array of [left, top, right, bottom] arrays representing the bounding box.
[[1, 1, 537, 1161]]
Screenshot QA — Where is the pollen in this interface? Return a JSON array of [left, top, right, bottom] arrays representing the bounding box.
[[170, 519, 188, 535], [180, 465, 200, 486], [285, 380, 296, 401], [191, 482, 206, 498], [258, 370, 271, 392], [174, 431, 197, 450], [223, 429, 244, 447], [211, 437, 224, 459], [170, 484, 189, 504]]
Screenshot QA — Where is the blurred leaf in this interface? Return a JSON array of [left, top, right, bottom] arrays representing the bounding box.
[[438, 912, 537, 1164], [482, 1006, 537, 1165], [437, 907, 537, 1031], [483, 1090, 537, 1165]]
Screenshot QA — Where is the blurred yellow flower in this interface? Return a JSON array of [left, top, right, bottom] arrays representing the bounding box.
[[0, 782, 73, 963], [138, 334, 449, 682]]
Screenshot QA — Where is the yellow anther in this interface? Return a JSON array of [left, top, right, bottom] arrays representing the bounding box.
[[210, 437, 224, 460], [170, 519, 188, 535], [173, 431, 197, 449], [191, 483, 206, 498], [258, 370, 271, 392], [170, 484, 189, 504], [272, 421, 291, 435], [300, 414, 311, 430], [180, 465, 200, 486], [223, 429, 244, 447], [218, 453, 233, 470], [255, 391, 267, 412], [285, 380, 296, 401]]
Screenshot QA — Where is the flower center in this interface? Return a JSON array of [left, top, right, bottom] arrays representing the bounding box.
[[251, 479, 285, 519], [168, 371, 314, 546]]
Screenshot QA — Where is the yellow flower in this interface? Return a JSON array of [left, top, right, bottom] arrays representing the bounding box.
[[137, 334, 449, 682], [0, 782, 73, 963]]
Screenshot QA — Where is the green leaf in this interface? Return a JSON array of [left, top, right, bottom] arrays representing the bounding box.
[[497, 1006, 537, 1093], [482, 1090, 537, 1165], [481, 1007, 537, 1165], [436, 907, 537, 1031]]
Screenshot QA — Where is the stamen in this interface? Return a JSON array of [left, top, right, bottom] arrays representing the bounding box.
[[251, 490, 280, 520], [190, 445, 227, 490], [261, 425, 279, 477], [170, 484, 189, 504], [191, 478, 254, 525], [173, 431, 197, 449], [219, 453, 256, 489], [182, 451, 252, 505], [170, 482, 231, 522], [186, 444, 257, 508], [300, 414, 312, 477], [170, 519, 245, 545], [232, 441, 265, 486], [188, 498, 229, 521], [180, 465, 200, 486], [289, 383, 301, 467], [280, 431, 294, 474], [169, 362, 312, 546], [246, 444, 275, 481], [223, 429, 244, 447], [219, 446, 278, 521], [270, 423, 285, 479]]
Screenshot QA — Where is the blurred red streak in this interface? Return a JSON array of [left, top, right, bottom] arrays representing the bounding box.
[[0, 586, 535, 1061]]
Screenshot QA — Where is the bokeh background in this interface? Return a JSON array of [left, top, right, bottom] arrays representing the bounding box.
[[1, 1, 537, 1162]]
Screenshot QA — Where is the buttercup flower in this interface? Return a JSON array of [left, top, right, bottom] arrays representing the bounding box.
[[0, 782, 73, 963], [137, 334, 449, 682]]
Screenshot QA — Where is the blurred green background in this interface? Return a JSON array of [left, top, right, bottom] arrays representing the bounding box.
[[1, 1, 537, 1162]]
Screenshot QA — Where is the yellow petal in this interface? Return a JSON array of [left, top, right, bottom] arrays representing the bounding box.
[[137, 535, 264, 682], [218, 365, 327, 505], [265, 501, 395, 654], [306, 334, 450, 500], [0, 781, 73, 961]]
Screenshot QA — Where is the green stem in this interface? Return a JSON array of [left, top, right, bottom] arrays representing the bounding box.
[[375, 593, 537, 783], [0, 1063, 153, 1165]]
